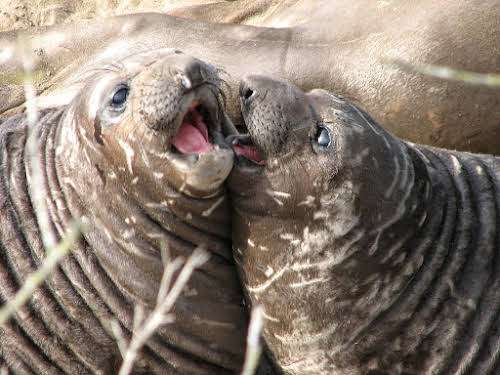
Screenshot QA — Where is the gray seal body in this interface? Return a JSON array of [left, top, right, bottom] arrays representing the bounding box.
[[0, 49, 250, 374], [1, 0, 499, 154], [228, 75, 500, 374]]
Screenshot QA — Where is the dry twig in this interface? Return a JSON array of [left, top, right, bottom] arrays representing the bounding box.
[[112, 245, 210, 375]]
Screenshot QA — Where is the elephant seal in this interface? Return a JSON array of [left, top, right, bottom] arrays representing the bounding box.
[[2, 0, 499, 153], [0, 49, 257, 374], [228, 74, 500, 374]]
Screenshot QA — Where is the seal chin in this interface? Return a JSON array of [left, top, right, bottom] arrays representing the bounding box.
[[166, 89, 236, 197]]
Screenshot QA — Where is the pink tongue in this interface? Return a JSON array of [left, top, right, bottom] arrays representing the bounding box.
[[172, 106, 214, 154], [233, 144, 265, 165]]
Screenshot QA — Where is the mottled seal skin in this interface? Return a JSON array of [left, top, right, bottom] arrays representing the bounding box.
[[228, 75, 500, 375], [0, 49, 251, 374], [1, 0, 499, 154]]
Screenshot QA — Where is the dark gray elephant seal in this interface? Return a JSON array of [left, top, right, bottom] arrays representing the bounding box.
[[228, 75, 500, 374], [0, 49, 257, 374], [1, 0, 499, 154]]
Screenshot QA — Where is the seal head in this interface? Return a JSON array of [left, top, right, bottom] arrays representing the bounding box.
[[0, 49, 249, 374], [228, 75, 500, 374]]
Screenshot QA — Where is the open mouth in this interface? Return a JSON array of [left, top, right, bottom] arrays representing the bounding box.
[[227, 134, 265, 166], [172, 101, 219, 155]]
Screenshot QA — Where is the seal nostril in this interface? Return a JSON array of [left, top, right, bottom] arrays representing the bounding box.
[[244, 88, 254, 101]]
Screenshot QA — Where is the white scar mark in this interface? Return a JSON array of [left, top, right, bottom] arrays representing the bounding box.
[[55, 198, 66, 211], [202, 196, 225, 217], [183, 287, 198, 297], [262, 309, 280, 322], [380, 230, 412, 263], [148, 150, 170, 159], [424, 180, 430, 200], [352, 147, 371, 166], [298, 195, 315, 207], [266, 189, 291, 206], [370, 155, 415, 238], [350, 103, 392, 150], [83, 148, 91, 166], [265, 266, 274, 277], [247, 267, 287, 293], [384, 156, 400, 199], [293, 229, 365, 270], [268, 190, 291, 198], [475, 165, 484, 175], [398, 145, 410, 190], [418, 210, 427, 227], [192, 316, 235, 329], [140, 147, 151, 167], [329, 93, 347, 104], [247, 239, 255, 247], [124, 216, 137, 225], [146, 201, 169, 210], [103, 227, 113, 242], [62, 177, 77, 190], [280, 233, 301, 246], [289, 277, 330, 288], [275, 321, 338, 345], [450, 154, 463, 175], [131, 177, 139, 185], [118, 140, 135, 174], [122, 228, 135, 240]]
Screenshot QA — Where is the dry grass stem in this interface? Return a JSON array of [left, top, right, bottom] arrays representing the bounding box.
[[241, 305, 264, 375], [18, 35, 57, 250], [0, 222, 84, 324], [389, 58, 500, 87], [113, 246, 210, 375], [0, 37, 86, 326]]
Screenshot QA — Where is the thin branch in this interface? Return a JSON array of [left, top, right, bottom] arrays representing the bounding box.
[[18, 34, 56, 250], [0, 222, 84, 324], [241, 305, 264, 375], [114, 246, 210, 375], [388, 58, 500, 87], [0, 36, 86, 325]]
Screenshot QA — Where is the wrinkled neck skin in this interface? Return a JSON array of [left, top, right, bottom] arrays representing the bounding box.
[[51, 92, 246, 371], [230, 122, 437, 373]]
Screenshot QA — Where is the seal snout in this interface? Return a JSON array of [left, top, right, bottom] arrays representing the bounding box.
[[168, 53, 218, 90], [233, 75, 312, 165]]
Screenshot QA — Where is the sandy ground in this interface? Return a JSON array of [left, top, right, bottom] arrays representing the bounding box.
[[0, 0, 316, 32], [0, 0, 221, 32]]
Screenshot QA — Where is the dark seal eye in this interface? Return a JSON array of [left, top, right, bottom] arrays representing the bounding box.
[[315, 126, 331, 147], [99, 84, 129, 127], [111, 85, 129, 107]]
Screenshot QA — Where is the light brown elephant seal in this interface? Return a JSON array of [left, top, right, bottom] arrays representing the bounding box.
[[1, 0, 499, 154], [228, 74, 500, 374], [0, 49, 268, 374]]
